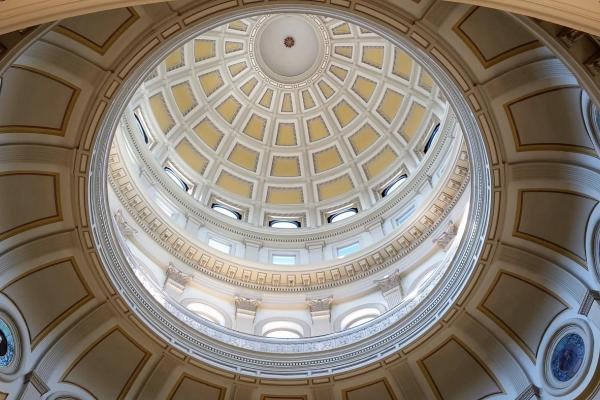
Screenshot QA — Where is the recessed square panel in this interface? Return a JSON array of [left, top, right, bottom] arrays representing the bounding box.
[[149, 93, 175, 134], [198, 70, 224, 98], [266, 187, 304, 204], [318, 80, 335, 99], [333, 100, 358, 128], [175, 139, 208, 174], [361, 46, 384, 69], [377, 88, 404, 124], [216, 96, 242, 124], [228, 61, 247, 78], [216, 170, 253, 198], [243, 113, 267, 142], [352, 76, 377, 103], [271, 156, 301, 177], [334, 45, 353, 59], [228, 143, 259, 172], [392, 47, 412, 80], [362, 145, 398, 179], [399, 102, 426, 142], [259, 89, 274, 109], [349, 124, 380, 155], [194, 39, 216, 62], [193, 118, 223, 150], [329, 65, 348, 82], [240, 78, 258, 97], [307, 116, 330, 142], [281, 93, 294, 112], [312, 146, 343, 173], [164, 47, 185, 71], [225, 41, 244, 54], [170, 82, 197, 115], [317, 174, 353, 201], [276, 122, 297, 146]]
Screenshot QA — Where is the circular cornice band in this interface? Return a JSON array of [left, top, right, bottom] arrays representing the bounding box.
[[88, 5, 492, 378]]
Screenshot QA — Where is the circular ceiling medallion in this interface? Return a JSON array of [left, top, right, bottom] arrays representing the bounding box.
[[251, 14, 329, 85]]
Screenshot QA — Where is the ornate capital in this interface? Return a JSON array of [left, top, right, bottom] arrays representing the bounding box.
[[166, 264, 192, 286], [114, 209, 137, 239], [374, 270, 401, 293], [433, 221, 458, 249], [307, 296, 333, 313], [235, 295, 261, 313]]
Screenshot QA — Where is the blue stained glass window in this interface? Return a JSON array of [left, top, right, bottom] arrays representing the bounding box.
[[551, 333, 585, 382], [0, 319, 15, 368]]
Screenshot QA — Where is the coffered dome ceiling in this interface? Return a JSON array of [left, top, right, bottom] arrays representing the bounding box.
[[127, 14, 449, 227]]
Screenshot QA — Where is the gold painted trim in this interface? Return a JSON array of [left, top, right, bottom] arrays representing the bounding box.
[[513, 188, 598, 266], [417, 335, 505, 400], [54, 8, 140, 55], [0, 171, 63, 240], [61, 326, 151, 400], [0, 65, 81, 136], [452, 6, 541, 69], [167, 373, 227, 400], [260, 396, 307, 400], [504, 86, 597, 156], [478, 270, 569, 361], [1, 256, 93, 348], [341, 378, 398, 400]]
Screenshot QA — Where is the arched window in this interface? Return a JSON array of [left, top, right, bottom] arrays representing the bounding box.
[[262, 321, 304, 339], [133, 111, 150, 144], [382, 174, 408, 197], [328, 208, 358, 223], [340, 307, 381, 330], [211, 204, 241, 220], [186, 302, 226, 326], [164, 167, 189, 192], [423, 123, 441, 154], [269, 220, 301, 229]]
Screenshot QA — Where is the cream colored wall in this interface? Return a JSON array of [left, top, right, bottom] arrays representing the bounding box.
[[0, 1, 599, 400], [1, 0, 600, 36]]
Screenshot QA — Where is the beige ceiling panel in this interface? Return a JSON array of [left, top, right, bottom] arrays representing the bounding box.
[[334, 45, 353, 59], [419, 337, 503, 400], [318, 80, 335, 99], [164, 47, 185, 71], [333, 100, 358, 128], [281, 93, 294, 112], [266, 187, 304, 204], [343, 379, 396, 400], [349, 124, 380, 155], [228, 20, 248, 32], [0, 172, 61, 240], [514, 189, 598, 263], [216, 170, 254, 198], [224, 40, 244, 54], [228, 143, 260, 172], [0, 66, 80, 136], [54, 7, 138, 55], [175, 139, 209, 174], [63, 328, 149, 400], [480, 271, 568, 359], [149, 92, 175, 133], [216, 96, 242, 124], [243, 113, 267, 142], [313, 146, 343, 173], [228, 61, 247, 78], [361, 46, 385, 69], [194, 39, 216, 62], [317, 174, 353, 200], [352, 76, 377, 103], [505, 86, 595, 154], [418, 69, 434, 91], [377, 89, 404, 124], [170, 82, 197, 115], [168, 375, 226, 400], [399, 102, 426, 142], [271, 156, 301, 177], [331, 22, 351, 35], [2, 258, 91, 347], [392, 47, 412, 80], [307, 116, 330, 142], [275, 122, 298, 146], [362, 145, 398, 179], [240, 78, 258, 97], [453, 6, 540, 68], [193, 118, 224, 151], [198, 70, 224, 98], [329, 65, 349, 82], [259, 88, 274, 109], [301, 90, 316, 110]]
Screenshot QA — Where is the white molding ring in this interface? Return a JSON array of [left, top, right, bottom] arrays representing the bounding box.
[[88, 5, 492, 378]]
